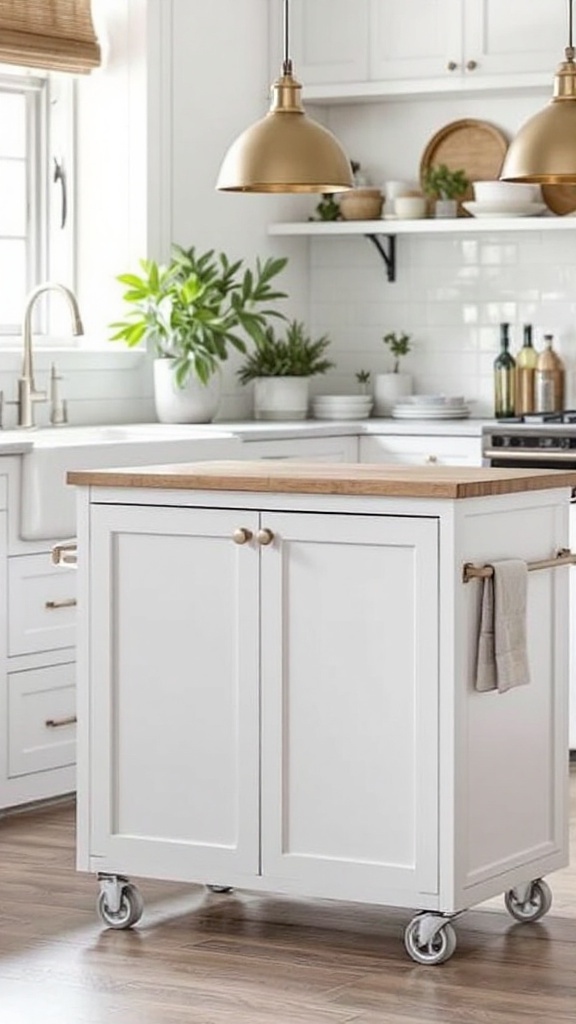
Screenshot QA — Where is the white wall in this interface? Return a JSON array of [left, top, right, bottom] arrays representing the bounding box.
[[0, 1, 571, 425]]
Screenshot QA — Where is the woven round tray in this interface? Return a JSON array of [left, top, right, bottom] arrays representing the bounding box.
[[420, 119, 509, 205]]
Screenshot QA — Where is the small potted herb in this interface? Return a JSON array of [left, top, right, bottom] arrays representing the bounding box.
[[238, 319, 334, 420], [374, 331, 413, 415], [422, 164, 469, 218]]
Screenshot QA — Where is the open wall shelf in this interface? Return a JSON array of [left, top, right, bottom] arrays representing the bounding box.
[[268, 217, 576, 283]]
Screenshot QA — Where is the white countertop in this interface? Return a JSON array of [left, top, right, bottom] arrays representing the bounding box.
[[0, 417, 493, 456]]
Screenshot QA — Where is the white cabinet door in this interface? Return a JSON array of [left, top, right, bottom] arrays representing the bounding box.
[[260, 511, 439, 902], [370, 0, 461, 83], [465, 0, 566, 78], [359, 434, 482, 466], [87, 504, 260, 882], [270, 0, 370, 84]]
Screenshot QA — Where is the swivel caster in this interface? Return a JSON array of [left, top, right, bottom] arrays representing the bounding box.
[[206, 884, 233, 894], [96, 875, 144, 930], [504, 879, 552, 923], [404, 913, 457, 965]]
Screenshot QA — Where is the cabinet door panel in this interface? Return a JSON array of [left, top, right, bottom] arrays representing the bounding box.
[[466, 0, 565, 77], [8, 554, 77, 656], [370, 0, 461, 82], [271, 0, 370, 85], [87, 505, 260, 882], [8, 663, 76, 777], [260, 512, 439, 902]]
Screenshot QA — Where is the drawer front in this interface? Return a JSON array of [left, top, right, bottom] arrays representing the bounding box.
[[8, 662, 76, 777], [360, 435, 482, 466], [9, 554, 77, 656], [0, 475, 6, 510]]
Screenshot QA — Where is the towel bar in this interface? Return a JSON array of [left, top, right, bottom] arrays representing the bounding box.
[[462, 547, 576, 583]]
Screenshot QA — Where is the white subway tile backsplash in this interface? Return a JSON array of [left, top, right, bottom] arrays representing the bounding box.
[[306, 230, 576, 414]]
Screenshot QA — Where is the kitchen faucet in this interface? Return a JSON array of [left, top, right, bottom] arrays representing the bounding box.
[[19, 282, 84, 428]]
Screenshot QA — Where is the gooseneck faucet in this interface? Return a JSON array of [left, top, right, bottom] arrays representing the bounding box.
[[19, 282, 84, 428]]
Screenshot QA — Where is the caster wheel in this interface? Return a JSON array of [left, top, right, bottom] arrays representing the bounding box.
[[97, 882, 144, 929], [404, 918, 457, 965], [504, 879, 552, 923], [206, 885, 233, 894]]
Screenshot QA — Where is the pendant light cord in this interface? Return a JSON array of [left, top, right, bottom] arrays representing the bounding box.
[[282, 0, 292, 75], [568, 0, 574, 59]]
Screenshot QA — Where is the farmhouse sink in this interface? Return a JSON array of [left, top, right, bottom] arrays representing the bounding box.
[[19, 423, 240, 540]]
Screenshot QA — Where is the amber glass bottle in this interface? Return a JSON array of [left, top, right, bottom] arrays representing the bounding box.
[[493, 323, 516, 418], [534, 333, 565, 413]]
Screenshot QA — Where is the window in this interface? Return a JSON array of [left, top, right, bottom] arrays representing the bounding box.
[[0, 69, 75, 340]]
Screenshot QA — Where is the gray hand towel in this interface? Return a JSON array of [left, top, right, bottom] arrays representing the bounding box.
[[475, 559, 530, 693]]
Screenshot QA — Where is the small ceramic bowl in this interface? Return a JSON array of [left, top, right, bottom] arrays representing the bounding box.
[[472, 181, 542, 204], [394, 195, 427, 219], [339, 188, 383, 220]]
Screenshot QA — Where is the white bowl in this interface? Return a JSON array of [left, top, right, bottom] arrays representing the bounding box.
[[472, 181, 542, 204]]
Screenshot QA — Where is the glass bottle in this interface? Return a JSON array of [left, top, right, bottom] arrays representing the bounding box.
[[534, 333, 565, 413], [493, 323, 516, 418], [515, 324, 538, 415]]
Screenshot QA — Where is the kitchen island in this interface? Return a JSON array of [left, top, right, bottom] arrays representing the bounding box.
[[69, 461, 576, 963]]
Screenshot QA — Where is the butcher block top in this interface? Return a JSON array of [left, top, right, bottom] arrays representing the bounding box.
[[67, 460, 576, 500]]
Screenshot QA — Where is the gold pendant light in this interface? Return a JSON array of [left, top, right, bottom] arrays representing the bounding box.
[[501, 0, 576, 183], [216, 0, 353, 193]]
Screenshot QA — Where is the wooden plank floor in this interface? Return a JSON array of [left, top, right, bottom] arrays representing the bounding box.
[[0, 774, 575, 1024]]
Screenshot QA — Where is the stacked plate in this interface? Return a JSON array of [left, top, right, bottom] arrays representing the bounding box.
[[312, 394, 373, 420], [391, 395, 471, 420], [462, 200, 547, 219]]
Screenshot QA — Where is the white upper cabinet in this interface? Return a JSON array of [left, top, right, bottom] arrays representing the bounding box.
[[270, 0, 370, 84], [273, 0, 566, 98]]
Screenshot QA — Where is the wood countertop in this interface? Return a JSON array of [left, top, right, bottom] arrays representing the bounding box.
[[67, 460, 576, 499]]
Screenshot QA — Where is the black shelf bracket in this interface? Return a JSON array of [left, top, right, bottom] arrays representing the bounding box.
[[365, 233, 396, 283]]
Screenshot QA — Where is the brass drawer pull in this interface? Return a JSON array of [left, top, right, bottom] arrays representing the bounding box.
[[45, 598, 77, 610], [45, 715, 77, 729], [256, 528, 275, 546], [51, 541, 78, 567], [232, 527, 253, 545]]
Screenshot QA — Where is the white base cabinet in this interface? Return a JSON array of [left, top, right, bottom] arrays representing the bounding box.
[[76, 479, 569, 961]]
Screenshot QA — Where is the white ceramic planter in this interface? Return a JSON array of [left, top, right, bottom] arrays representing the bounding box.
[[373, 372, 413, 416], [253, 376, 310, 421], [153, 359, 221, 423]]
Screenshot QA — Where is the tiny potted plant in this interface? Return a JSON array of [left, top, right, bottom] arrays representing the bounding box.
[[110, 244, 287, 423], [422, 163, 469, 218], [355, 369, 371, 395], [374, 331, 413, 415], [237, 319, 335, 420]]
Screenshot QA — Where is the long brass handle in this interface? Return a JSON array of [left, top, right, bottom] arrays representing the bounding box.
[[232, 527, 253, 545], [45, 715, 77, 728], [463, 548, 576, 583], [256, 528, 275, 546], [45, 598, 77, 610]]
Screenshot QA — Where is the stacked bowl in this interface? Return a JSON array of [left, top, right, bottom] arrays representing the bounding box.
[[312, 394, 373, 420], [463, 181, 546, 218]]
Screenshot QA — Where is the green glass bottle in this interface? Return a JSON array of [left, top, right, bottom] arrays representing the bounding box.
[[494, 323, 516, 418]]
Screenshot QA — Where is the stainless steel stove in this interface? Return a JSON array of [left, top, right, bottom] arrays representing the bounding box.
[[483, 412, 576, 469]]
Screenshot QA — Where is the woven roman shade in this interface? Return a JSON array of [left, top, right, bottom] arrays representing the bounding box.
[[0, 0, 101, 74]]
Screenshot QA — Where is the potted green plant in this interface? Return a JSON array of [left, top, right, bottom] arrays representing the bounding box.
[[237, 319, 335, 420], [422, 163, 469, 218], [374, 331, 413, 415], [110, 244, 288, 423]]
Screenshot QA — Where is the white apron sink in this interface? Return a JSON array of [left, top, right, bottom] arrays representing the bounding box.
[[19, 424, 240, 540]]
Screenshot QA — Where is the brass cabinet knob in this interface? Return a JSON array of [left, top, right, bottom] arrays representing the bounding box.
[[426, 455, 438, 464], [256, 528, 275, 546], [232, 527, 253, 545], [446, 60, 458, 71], [466, 59, 478, 71]]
